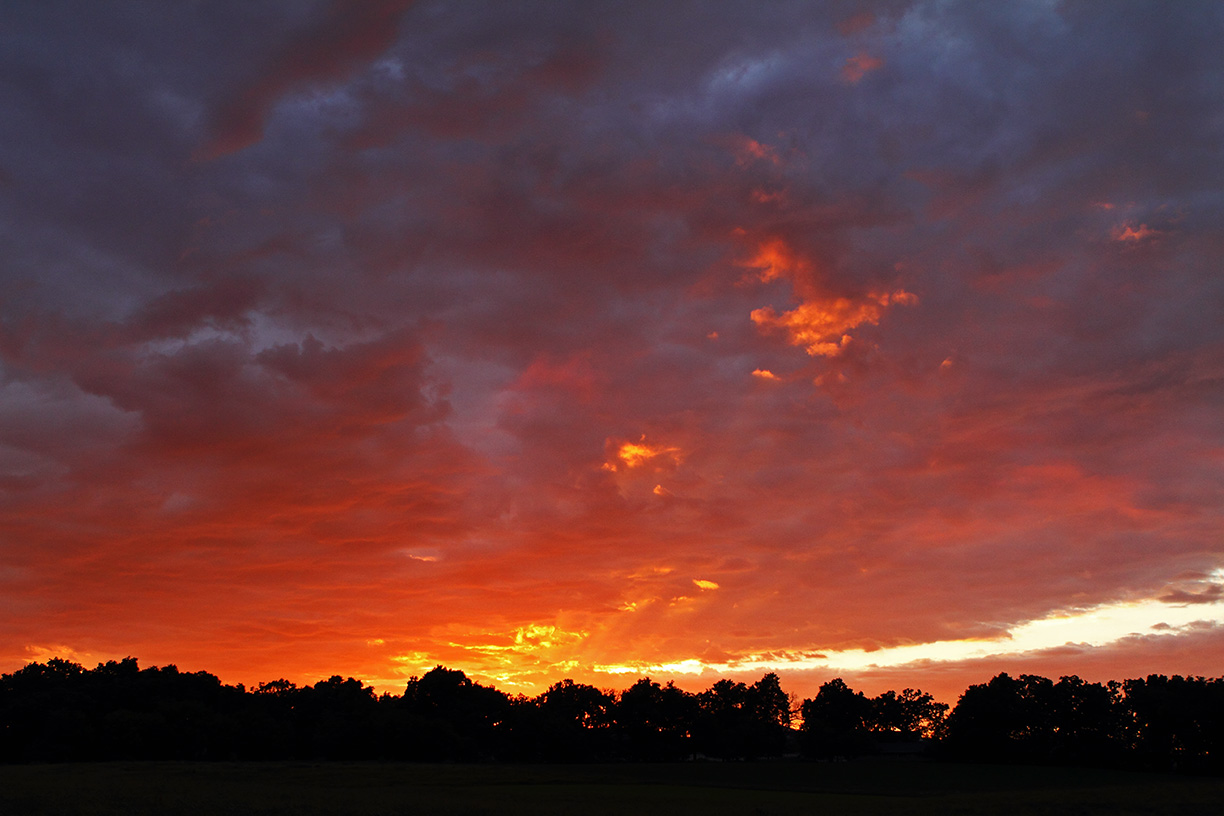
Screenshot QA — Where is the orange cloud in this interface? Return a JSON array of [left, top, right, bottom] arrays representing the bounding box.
[[842, 52, 884, 83], [1112, 222, 1162, 242], [513, 353, 598, 400], [740, 237, 812, 284], [732, 135, 781, 166], [751, 290, 917, 357], [611, 437, 682, 470]]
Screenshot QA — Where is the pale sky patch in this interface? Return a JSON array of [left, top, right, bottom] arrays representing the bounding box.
[[593, 593, 1224, 677]]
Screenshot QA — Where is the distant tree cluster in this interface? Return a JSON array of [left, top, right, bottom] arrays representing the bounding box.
[[0, 659, 788, 763], [940, 672, 1224, 772], [800, 678, 946, 758], [2, 658, 1221, 772]]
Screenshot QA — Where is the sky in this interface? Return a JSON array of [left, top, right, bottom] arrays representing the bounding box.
[[1, 0, 1222, 705]]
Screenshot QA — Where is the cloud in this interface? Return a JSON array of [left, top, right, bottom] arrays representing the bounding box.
[[1159, 585, 1224, 605], [2, 1, 1223, 698], [198, 0, 412, 159], [751, 290, 918, 357], [608, 438, 683, 471], [842, 52, 884, 83], [1112, 222, 1163, 243], [837, 12, 878, 37]]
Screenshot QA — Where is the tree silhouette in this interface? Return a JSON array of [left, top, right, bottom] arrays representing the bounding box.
[[871, 687, 947, 742], [528, 679, 615, 760], [1121, 674, 1224, 771], [614, 677, 695, 760], [799, 678, 873, 758], [1048, 675, 1122, 765], [745, 672, 792, 757], [690, 675, 790, 760], [4, 658, 1224, 770], [400, 666, 511, 760]]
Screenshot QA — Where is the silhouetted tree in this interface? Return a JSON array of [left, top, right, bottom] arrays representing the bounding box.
[[693, 679, 750, 759], [942, 673, 1070, 763], [527, 679, 615, 760], [1048, 675, 1122, 765], [691, 674, 790, 760], [614, 677, 696, 760], [400, 666, 511, 760], [1121, 674, 1224, 772], [870, 687, 947, 742], [5, 657, 1224, 770], [745, 672, 792, 757], [298, 675, 381, 759], [800, 678, 873, 758], [1, 658, 92, 761], [245, 679, 299, 758]]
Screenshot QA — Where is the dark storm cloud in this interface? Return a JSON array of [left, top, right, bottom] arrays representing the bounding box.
[[199, 0, 413, 159]]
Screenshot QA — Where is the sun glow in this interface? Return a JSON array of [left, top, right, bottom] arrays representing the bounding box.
[[610, 437, 682, 470], [591, 593, 1224, 677]]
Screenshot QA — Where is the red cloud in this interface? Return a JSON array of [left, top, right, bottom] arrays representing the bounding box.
[[4, 1, 1223, 701], [842, 52, 884, 83], [837, 12, 877, 37]]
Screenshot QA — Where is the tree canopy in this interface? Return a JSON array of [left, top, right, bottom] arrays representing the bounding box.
[[2, 658, 1221, 772]]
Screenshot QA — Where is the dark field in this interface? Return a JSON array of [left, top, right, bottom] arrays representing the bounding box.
[[2, 761, 1222, 815]]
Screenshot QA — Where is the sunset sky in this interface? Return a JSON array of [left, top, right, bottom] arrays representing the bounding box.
[[2, 1, 1223, 705]]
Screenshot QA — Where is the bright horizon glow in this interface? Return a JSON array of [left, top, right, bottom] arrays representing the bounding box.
[[592, 591, 1224, 677]]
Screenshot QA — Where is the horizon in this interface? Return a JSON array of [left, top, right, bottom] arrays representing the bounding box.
[[13, 651, 1214, 714], [2, 1, 1223, 712]]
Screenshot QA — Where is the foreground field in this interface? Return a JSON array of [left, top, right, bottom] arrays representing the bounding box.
[[2, 760, 1222, 815]]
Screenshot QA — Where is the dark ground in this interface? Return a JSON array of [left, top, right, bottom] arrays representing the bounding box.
[[2, 760, 1221, 815]]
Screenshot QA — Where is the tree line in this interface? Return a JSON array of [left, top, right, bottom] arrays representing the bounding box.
[[2, 657, 1221, 772]]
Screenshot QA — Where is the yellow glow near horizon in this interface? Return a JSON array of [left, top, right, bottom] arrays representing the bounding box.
[[374, 581, 1224, 695], [591, 591, 1224, 678]]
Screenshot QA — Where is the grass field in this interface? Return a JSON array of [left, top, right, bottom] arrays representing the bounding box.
[[1, 760, 1221, 815]]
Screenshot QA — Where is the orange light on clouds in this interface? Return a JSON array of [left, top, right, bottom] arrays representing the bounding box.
[[750, 188, 787, 204], [1113, 222, 1162, 242], [741, 237, 811, 283], [752, 290, 917, 357], [733, 136, 782, 166], [7, 0, 1223, 718], [613, 437, 682, 469], [842, 52, 884, 83], [739, 236, 918, 358]]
